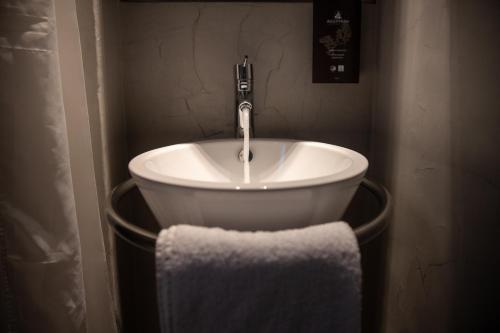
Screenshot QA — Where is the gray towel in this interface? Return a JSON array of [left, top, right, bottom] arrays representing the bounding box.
[[156, 222, 361, 333]]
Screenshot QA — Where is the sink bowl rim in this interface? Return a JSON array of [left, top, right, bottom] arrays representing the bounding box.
[[129, 139, 368, 192]]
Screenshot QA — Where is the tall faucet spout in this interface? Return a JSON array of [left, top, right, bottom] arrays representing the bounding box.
[[235, 56, 254, 138]]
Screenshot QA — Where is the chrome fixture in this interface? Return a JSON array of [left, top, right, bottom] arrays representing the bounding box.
[[235, 55, 255, 139]]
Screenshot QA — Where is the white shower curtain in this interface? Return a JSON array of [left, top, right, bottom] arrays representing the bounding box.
[[0, 0, 118, 332]]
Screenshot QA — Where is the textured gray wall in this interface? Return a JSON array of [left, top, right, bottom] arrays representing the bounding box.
[[371, 0, 500, 331], [120, 3, 379, 158]]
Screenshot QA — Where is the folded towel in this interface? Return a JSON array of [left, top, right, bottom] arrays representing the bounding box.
[[156, 222, 361, 333]]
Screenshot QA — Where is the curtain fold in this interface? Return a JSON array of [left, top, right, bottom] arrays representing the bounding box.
[[0, 0, 118, 332], [0, 1, 87, 332]]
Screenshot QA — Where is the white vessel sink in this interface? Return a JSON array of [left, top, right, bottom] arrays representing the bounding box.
[[129, 139, 368, 231]]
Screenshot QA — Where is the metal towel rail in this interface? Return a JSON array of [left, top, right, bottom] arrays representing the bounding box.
[[106, 178, 391, 252]]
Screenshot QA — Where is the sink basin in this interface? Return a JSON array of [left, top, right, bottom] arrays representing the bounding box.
[[129, 139, 368, 231]]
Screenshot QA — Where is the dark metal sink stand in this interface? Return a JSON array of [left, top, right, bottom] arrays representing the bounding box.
[[107, 178, 391, 333]]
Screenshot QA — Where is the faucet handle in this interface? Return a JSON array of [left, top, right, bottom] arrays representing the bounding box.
[[236, 55, 253, 92]]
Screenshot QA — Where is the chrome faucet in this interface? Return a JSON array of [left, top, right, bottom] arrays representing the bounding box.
[[235, 55, 255, 138]]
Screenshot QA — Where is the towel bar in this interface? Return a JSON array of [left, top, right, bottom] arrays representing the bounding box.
[[106, 178, 391, 252]]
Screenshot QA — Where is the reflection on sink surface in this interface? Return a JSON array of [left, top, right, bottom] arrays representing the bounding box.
[[129, 139, 368, 231]]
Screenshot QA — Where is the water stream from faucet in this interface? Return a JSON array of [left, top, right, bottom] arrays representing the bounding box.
[[242, 108, 250, 183]]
